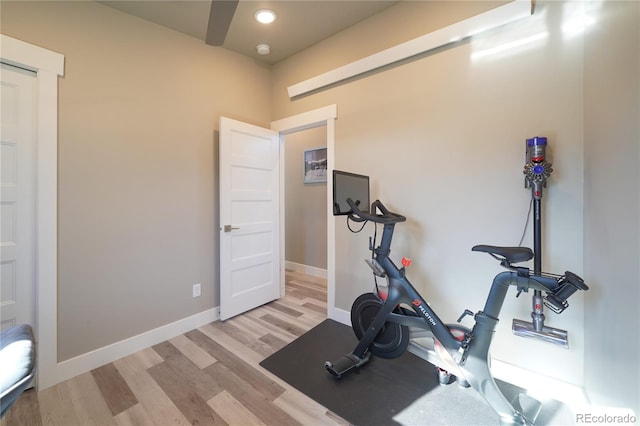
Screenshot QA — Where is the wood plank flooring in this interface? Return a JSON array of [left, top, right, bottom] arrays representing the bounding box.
[[2, 271, 348, 426]]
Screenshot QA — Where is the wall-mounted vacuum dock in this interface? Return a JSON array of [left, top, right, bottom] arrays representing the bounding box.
[[513, 136, 570, 348]]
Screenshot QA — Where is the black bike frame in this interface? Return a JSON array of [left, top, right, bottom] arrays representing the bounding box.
[[337, 198, 582, 425], [352, 221, 560, 360], [352, 222, 461, 360]]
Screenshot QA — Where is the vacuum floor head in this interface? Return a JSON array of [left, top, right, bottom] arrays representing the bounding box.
[[512, 318, 569, 348]]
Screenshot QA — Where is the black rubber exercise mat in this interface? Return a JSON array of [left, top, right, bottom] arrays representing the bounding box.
[[260, 319, 499, 425], [260, 319, 578, 425]]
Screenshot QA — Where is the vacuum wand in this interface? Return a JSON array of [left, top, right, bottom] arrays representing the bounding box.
[[532, 198, 544, 332]]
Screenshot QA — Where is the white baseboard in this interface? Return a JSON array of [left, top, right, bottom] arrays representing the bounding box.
[[329, 306, 350, 325], [491, 358, 589, 409], [285, 261, 327, 279], [51, 302, 588, 413], [54, 307, 219, 386]]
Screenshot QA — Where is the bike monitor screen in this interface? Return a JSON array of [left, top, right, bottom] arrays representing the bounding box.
[[333, 170, 370, 215]]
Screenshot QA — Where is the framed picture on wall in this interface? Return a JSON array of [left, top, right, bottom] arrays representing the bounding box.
[[303, 147, 327, 184]]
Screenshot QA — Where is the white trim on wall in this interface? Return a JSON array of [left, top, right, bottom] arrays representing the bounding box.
[[287, 0, 532, 98], [271, 105, 338, 134], [0, 37, 338, 389], [56, 308, 219, 384], [285, 261, 327, 279], [272, 105, 338, 321], [1, 34, 64, 390]]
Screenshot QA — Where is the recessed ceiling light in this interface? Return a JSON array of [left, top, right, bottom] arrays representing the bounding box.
[[254, 9, 277, 24]]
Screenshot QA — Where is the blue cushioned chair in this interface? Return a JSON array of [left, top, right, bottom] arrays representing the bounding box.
[[0, 324, 36, 418]]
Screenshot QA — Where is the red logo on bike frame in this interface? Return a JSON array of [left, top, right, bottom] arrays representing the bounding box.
[[412, 299, 421, 307]]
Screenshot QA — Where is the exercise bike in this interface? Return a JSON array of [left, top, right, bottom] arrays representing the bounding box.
[[325, 197, 588, 425]]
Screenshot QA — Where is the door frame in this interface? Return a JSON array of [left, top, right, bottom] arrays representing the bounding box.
[[1, 35, 64, 390], [271, 105, 340, 320]]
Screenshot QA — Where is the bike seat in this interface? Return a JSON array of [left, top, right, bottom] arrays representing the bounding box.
[[472, 245, 534, 264]]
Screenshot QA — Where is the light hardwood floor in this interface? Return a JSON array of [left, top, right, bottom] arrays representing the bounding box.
[[2, 271, 348, 426]]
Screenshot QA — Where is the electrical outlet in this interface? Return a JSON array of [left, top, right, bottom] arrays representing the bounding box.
[[192, 283, 201, 298]]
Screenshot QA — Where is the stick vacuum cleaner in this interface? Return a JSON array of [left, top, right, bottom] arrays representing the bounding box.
[[512, 136, 570, 348]]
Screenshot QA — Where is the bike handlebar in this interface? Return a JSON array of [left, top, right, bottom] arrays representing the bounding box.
[[473, 244, 589, 314], [347, 198, 407, 224]]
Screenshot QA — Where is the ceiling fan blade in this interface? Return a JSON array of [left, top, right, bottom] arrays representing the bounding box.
[[205, 0, 239, 46]]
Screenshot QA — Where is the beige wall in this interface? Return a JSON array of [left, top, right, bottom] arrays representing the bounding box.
[[2, 0, 638, 410], [1, 1, 271, 361], [272, 0, 610, 389], [284, 127, 327, 270], [583, 0, 639, 415]]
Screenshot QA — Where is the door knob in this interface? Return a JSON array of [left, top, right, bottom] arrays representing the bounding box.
[[223, 225, 240, 232]]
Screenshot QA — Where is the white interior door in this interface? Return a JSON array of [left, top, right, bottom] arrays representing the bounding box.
[[219, 117, 280, 320], [0, 63, 36, 330]]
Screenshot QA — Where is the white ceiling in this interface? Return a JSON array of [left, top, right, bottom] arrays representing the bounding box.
[[98, 1, 399, 65]]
